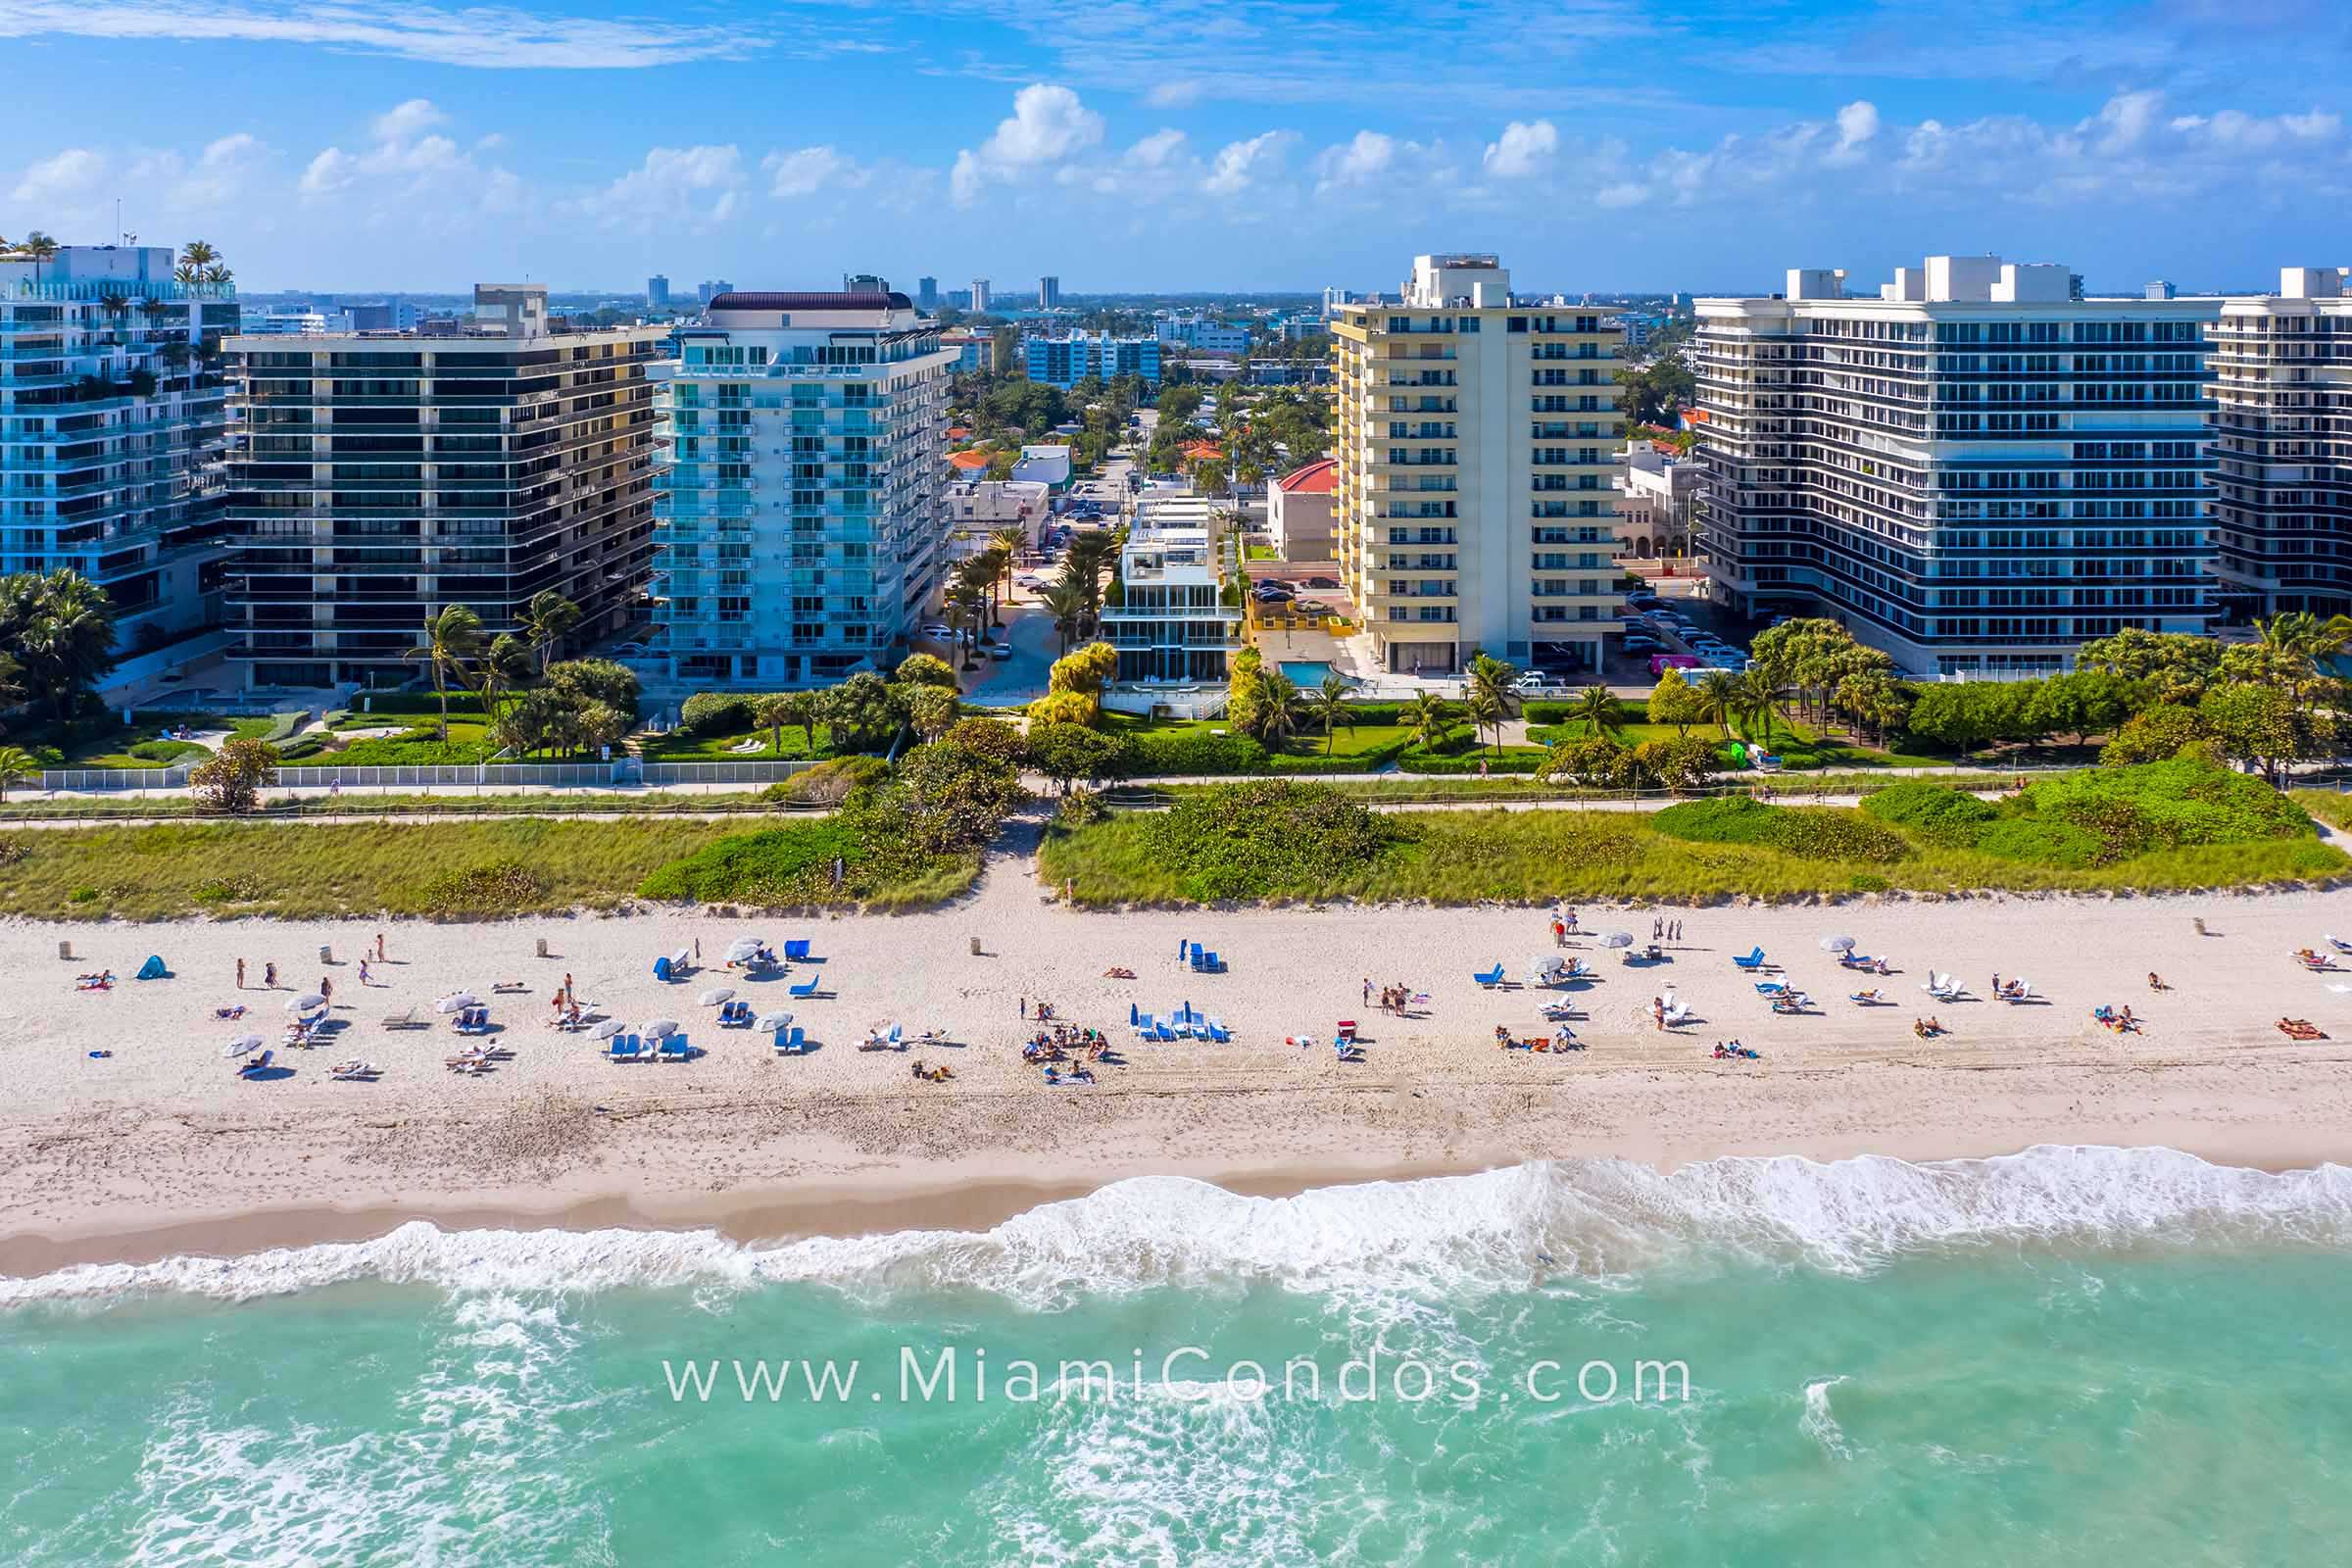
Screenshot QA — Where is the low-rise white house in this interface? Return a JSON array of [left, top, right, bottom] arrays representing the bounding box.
[[1102, 497, 1244, 683]]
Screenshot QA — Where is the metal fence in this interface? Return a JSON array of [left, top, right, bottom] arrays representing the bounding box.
[[38, 766, 191, 792], [35, 758, 821, 795]]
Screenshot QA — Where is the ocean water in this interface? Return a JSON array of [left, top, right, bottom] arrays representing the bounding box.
[[5, 1148, 2351, 1565]]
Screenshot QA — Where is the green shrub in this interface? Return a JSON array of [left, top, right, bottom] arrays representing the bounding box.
[[1974, 817, 2103, 868], [2023, 757, 2312, 854], [1113, 730, 1272, 777], [1524, 699, 1650, 726], [126, 739, 209, 763], [1652, 796, 1781, 845], [1398, 748, 1546, 774], [764, 756, 890, 807], [1653, 797, 1908, 863], [418, 860, 549, 916], [1861, 780, 2000, 844], [680, 692, 756, 736], [353, 691, 489, 718], [261, 710, 309, 744], [639, 820, 870, 904], [1139, 780, 1395, 901]]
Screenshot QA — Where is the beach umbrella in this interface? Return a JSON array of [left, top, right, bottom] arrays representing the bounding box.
[[284, 992, 326, 1012], [1820, 935, 1856, 953], [435, 993, 478, 1013], [725, 936, 764, 962], [641, 1018, 679, 1039], [698, 986, 734, 1006], [756, 1010, 794, 1032], [223, 1033, 262, 1056], [589, 1019, 623, 1041], [1598, 931, 1635, 950]]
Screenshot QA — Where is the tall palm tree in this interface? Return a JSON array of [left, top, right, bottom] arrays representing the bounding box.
[[20, 232, 57, 288], [173, 240, 220, 286], [1572, 683, 1618, 740], [1733, 667, 1787, 748], [1255, 672, 1303, 749], [944, 583, 986, 669], [1406, 690, 1453, 754], [0, 745, 35, 802], [990, 524, 1027, 605], [405, 605, 484, 740], [1039, 574, 1087, 655], [1313, 673, 1353, 756], [1694, 669, 1740, 739], [1465, 684, 1505, 755], [474, 631, 534, 720], [519, 589, 581, 675], [1467, 655, 1520, 725]]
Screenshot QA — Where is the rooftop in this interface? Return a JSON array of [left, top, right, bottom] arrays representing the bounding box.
[[1275, 458, 1336, 495]]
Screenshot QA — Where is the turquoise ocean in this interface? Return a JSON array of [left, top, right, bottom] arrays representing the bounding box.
[[4, 1146, 2350, 1564]]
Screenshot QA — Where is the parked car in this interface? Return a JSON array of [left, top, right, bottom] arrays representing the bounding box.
[[1303, 575, 1340, 589], [606, 642, 650, 658], [919, 623, 953, 640], [987, 645, 1014, 661], [1622, 636, 1663, 655]]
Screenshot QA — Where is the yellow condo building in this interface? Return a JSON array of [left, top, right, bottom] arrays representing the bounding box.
[[1331, 254, 1627, 675]]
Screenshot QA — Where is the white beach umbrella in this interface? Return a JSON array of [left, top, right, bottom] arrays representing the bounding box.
[[725, 936, 764, 962], [698, 986, 734, 1006], [1598, 931, 1635, 950], [284, 992, 326, 1012], [1820, 934, 1856, 953], [589, 1018, 624, 1041], [223, 1034, 262, 1056], [641, 1018, 680, 1039], [435, 993, 478, 1013], [756, 1011, 794, 1032]]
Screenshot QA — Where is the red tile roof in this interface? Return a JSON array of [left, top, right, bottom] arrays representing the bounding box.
[[947, 425, 972, 439], [1275, 458, 1336, 494], [1180, 440, 1224, 462], [948, 449, 992, 470]]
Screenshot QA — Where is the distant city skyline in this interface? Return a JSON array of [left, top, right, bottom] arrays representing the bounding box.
[[2, 1, 2348, 291]]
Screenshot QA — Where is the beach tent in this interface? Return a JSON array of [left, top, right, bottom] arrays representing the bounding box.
[[135, 955, 170, 980], [654, 956, 674, 982]]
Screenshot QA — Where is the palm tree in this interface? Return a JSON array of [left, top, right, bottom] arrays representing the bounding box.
[[1694, 668, 1740, 739], [0, 650, 23, 713], [1467, 655, 1521, 726], [20, 232, 57, 288], [1255, 672, 1303, 749], [5, 569, 116, 719], [1732, 667, 1787, 748], [519, 590, 581, 675], [944, 583, 986, 669], [1039, 574, 1087, 656], [405, 605, 484, 740], [474, 631, 533, 722], [0, 744, 35, 802], [780, 691, 820, 754], [1406, 690, 1453, 754], [173, 240, 220, 286], [1464, 684, 1505, 755], [754, 693, 794, 758], [990, 524, 1027, 604], [1313, 673, 1353, 756], [1571, 683, 1618, 740]]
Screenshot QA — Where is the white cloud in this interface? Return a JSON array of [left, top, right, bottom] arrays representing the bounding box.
[[1146, 78, 1202, 110], [1827, 99, 1879, 164], [298, 99, 524, 228], [577, 144, 746, 228], [950, 82, 1104, 206], [1483, 120, 1559, 178], [1315, 130, 1396, 187], [1595, 180, 1647, 209], [0, 0, 763, 69], [1125, 128, 1187, 169], [763, 145, 862, 198], [1201, 130, 1291, 196], [2083, 89, 2162, 154], [11, 147, 105, 205], [370, 99, 446, 143], [132, 132, 269, 209]]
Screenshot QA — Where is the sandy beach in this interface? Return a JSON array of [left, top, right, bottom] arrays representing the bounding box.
[[10, 841, 2352, 1272]]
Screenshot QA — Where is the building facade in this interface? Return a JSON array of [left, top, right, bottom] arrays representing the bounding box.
[[654, 290, 955, 686], [648, 274, 670, 308], [221, 284, 662, 689], [969, 278, 991, 317], [1039, 275, 1061, 310], [1612, 443, 1700, 561], [0, 244, 241, 674], [2209, 266, 2352, 618], [942, 328, 995, 373], [697, 279, 734, 309], [1693, 256, 2218, 675], [1155, 316, 1250, 354], [1331, 254, 1627, 675], [916, 276, 939, 311], [1266, 459, 1337, 561], [1101, 496, 1243, 683], [1022, 331, 1162, 389]]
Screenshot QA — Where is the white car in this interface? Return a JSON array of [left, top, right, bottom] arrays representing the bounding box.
[[919, 623, 953, 640]]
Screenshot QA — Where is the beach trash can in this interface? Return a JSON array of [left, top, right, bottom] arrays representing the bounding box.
[[970, 936, 982, 956], [318, 944, 332, 963], [58, 940, 73, 960], [536, 938, 550, 958]]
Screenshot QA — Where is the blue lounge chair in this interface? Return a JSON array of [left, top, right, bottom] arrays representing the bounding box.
[[788, 975, 820, 999], [1473, 964, 1506, 988], [1732, 947, 1768, 970], [136, 955, 170, 981], [607, 1035, 643, 1062], [658, 1032, 693, 1061], [1754, 980, 1788, 995], [784, 939, 812, 961], [653, 956, 673, 982], [1153, 1019, 1176, 1042], [886, 1022, 903, 1048], [1200, 951, 1223, 973], [773, 1025, 805, 1055], [1189, 942, 1204, 967], [1207, 1017, 1231, 1042]]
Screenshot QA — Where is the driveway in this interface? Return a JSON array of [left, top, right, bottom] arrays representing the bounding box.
[[960, 602, 1058, 707]]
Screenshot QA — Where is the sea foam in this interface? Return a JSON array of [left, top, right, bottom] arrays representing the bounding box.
[[7, 1146, 2350, 1310]]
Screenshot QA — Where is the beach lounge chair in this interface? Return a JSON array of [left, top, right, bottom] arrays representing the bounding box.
[[784, 939, 812, 961], [1849, 989, 1885, 1005], [136, 955, 170, 981], [606, 1034, 644, 1062], [1153, 1019, 1177, 1042], [1753, 980, 1788, 995], [1473, 964, 1506, 988], [1731, 947, 1768, 970], [788, 975, 821, 999], [1663, 1000, 1694, 1027], [886, 1022, 903, 1049], [774, 1025, 806, 1055], [1207, 1017, 1232, 1042], [380, 1005, 422, 1029], [2330, 936, 2352, 956], [1189, 942, 1204, 969], [1999, 979, 2035, 1004], [1922, 974, 1964, 1002], [237, 1049, 273, 1079], [658, 1032, 694, 1061]]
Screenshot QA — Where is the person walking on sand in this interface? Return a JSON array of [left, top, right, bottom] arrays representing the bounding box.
[[235, 958, 246, 990], [358, 957, 369, 987], [564, 973, 574, 1007], [264, 961, 277, 989], [1363, 976, 1372, 1005], [375, 931, 386, 961], [319, 975, 333, 1004], [1020, 996, 1028, 1019]]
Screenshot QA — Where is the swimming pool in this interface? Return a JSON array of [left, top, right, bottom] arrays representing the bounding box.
[[1279, 661, 1341, 687]]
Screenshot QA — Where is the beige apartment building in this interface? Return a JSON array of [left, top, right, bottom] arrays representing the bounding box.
[[1331, 255, 1627, 675], [2209, 266, 2352, 618]]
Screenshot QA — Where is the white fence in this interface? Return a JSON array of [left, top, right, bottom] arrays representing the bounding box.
[[35, 759, 822, 795]]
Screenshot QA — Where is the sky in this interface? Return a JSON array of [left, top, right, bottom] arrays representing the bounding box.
[[2, 0, 2350, 294]]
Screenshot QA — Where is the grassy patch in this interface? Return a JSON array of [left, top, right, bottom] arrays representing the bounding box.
[[639, 727, 836, 762], [1043, 773, 2346, 905], [637, 819, 976, 908], [0, 819, 736, 920]]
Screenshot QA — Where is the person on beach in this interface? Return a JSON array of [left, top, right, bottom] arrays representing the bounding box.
[[319, 976, 333, 1004], [264, 961, 276, 989], [1019, 996, 1027, 1018], [358, 958, 369, 987], [1363, 977, 1372, 1005], [375, 932, 386, 961], [2149, 972, 2166, 991], [563, 973, 574, 1006], [235, 958, 245, 989]]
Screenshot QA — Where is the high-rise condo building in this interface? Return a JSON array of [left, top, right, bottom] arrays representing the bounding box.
[[916, 276, 939, 311], [1039, 275, 1061, 310], [0, 244, 241, 683], [648, 274, 670, 308], [653, 289, 955, 686], [1022, 331, 1161, 389], [2209, 266, 2352, 618], [221, 284, 663, 689], [969, 278, 992, 317], [1693, 255, 2218, 675], [844, 272, 890, 294], [697, 279, 734, 309], [1330, 254, 1627, 675]]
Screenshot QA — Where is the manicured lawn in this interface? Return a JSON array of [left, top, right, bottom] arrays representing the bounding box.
[[279, 719, 498, 766], [638, 726, 839, 763], [1042, 791, 2349, 906]]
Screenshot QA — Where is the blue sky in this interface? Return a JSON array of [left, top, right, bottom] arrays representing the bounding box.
[[3, 0, 2349, 293]]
